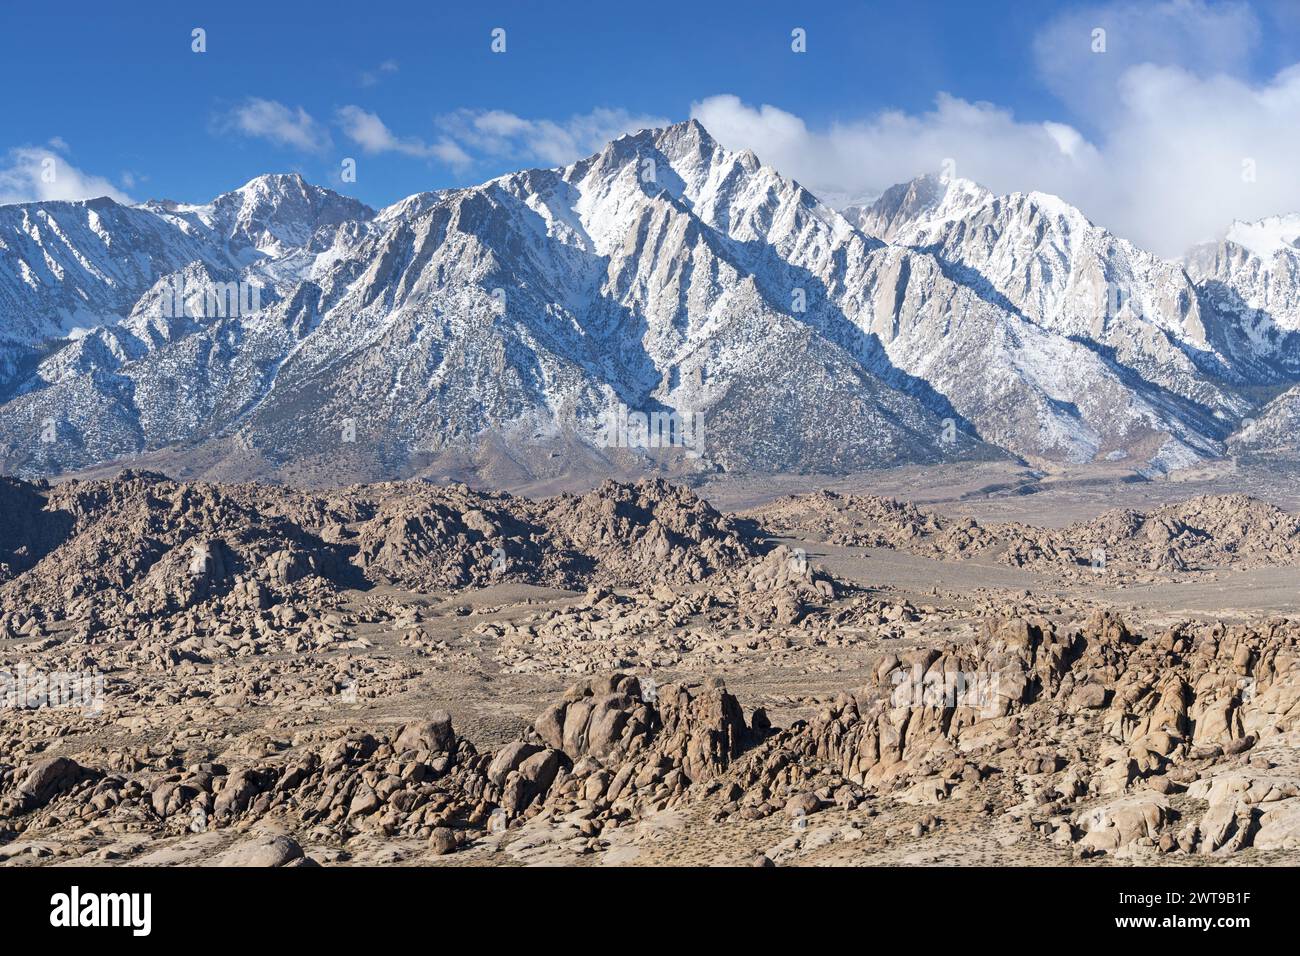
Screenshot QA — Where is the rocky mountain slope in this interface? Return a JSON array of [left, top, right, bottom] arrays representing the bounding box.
[[1229, 383, 1300, 460], [0, 122, 1297, 482], [1186, 214, 1300, 380], [847, 175, 1235, 403]]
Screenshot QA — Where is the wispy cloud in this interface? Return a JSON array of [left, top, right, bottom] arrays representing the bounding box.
[[218, 98, 332, 152], [336, 106, 470, 165], [359, 59, 399, 88], [433, 107, 671, 167], [1032, 0, 1261, 122], [334, 105, 667, 171], [0, 141, 135, 205]]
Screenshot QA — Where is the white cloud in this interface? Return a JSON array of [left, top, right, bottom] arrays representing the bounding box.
[[333, 105, 669, 172], [680, 1, 1300, 257], [1032, 0, 1260, 121], [336, 106, 470, 166], [0, 142, 134, 205], [359, 60, 399, 88], [220, 98, 331, 152], [690, 54, 1300, 258], [690, 93, 1098, 212], [1094, 63, 1300, 253], [435, 107, 671, 167]]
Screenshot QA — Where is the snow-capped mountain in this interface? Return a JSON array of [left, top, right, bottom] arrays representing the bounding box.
[[1185, 214, 1300, 380], [1230, 383, 1300, 459], [0, 173, 373, 383], [0, 121, 1294, 482], [846, 175, 1240, 408]]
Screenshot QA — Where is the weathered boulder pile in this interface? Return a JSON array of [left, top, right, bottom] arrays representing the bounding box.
[[747, 489, 1300, 579], [719, 609, 1300, 857], [5, 610, 1300, 861], [480, 543, 856, 675], [0, 675, 762, 857], [4, 472, 1300, 866], [0, 473, 758, 631]]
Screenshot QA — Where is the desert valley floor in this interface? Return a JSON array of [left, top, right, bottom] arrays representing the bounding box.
[[3, 459, 1300, 867]]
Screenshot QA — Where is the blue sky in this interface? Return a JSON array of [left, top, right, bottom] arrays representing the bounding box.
[[5, 1, 1300, 253]]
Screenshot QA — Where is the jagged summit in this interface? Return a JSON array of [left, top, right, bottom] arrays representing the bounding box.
[[1222, 213, 1300, 261], [167, 172, 375, 258], [0, 192, 124, 211], [1185, 212, 1300, 378], [233, 170, 313, 192], [849, 169, 1224, 387], [847, 172, 992, 242]]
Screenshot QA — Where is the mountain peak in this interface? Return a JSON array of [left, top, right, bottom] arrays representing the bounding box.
[[1223, 213, 1300, 260], [143, 172, 376, 259], [221, 172, 369, 212], [226, 171, 317, 204], [849, 172, 990, 242], [614, 117, 713, 145], [568, 118, 735, 213], [244, 171, 306, 186], [669, 116, 714, 144], [597, 118, 723, 168]]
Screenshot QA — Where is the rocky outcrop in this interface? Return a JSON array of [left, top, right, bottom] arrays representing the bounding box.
[[0, 474, 759, 628], [0, 673, 760, 856], [748, 489, 1300, 581]]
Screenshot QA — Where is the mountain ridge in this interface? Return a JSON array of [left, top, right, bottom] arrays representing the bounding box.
[[0, 120, 1296, 484]]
